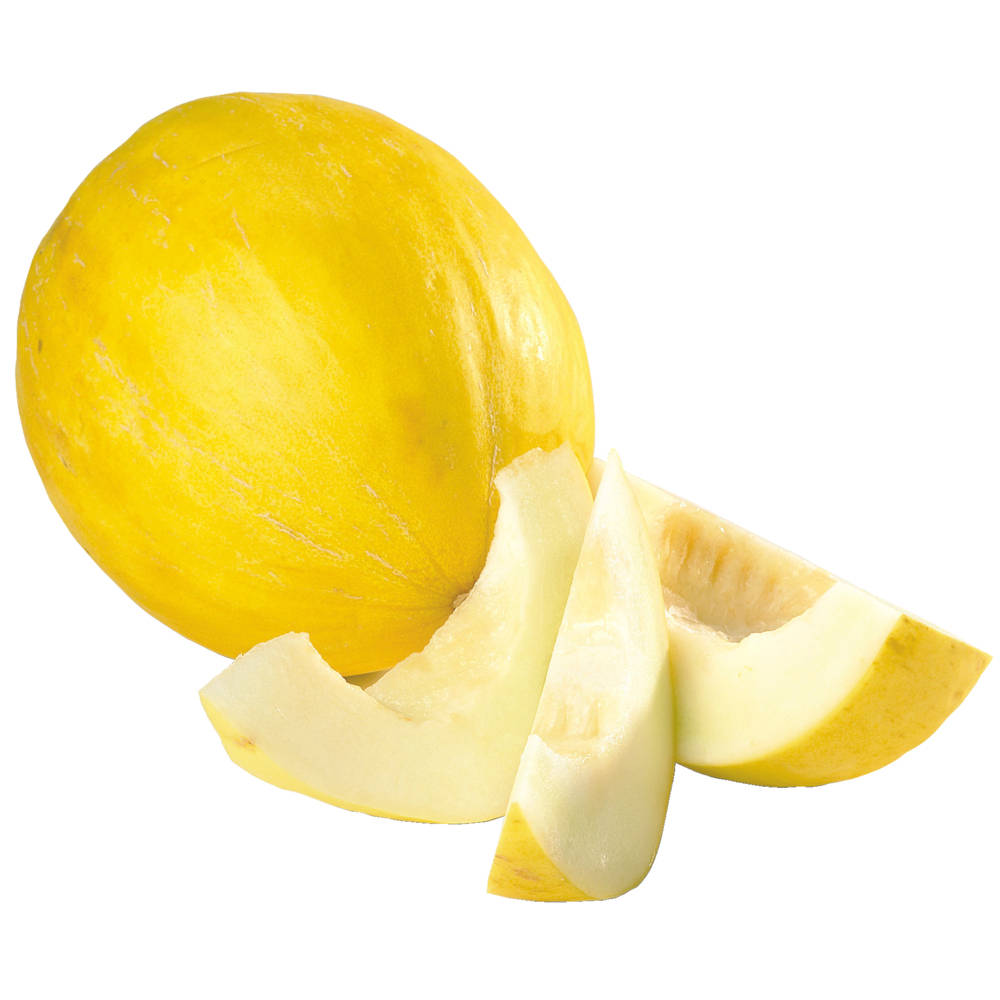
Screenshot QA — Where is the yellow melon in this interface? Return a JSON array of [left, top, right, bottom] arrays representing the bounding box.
[[17, 93, 593, 674]]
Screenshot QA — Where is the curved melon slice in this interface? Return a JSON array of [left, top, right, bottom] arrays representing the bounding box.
[[489, 454, 674, 901], [589, 459, 990, 786], [200, 445, 592, 823]]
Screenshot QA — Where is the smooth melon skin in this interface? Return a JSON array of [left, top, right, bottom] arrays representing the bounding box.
[[17, 92, 593, 674], [487, 804, 593, 901]]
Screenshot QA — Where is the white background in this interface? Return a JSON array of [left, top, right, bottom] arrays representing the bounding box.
[[3, 3, 997, 998]]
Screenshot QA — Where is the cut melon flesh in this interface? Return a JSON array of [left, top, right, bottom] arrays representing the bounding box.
[[489, 453, 674, 901], [589, 459, 991, 786], [200, 445, 592, 823]]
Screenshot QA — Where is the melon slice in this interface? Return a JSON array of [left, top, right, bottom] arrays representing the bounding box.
[[489, 453, 674, 900], [200, 445, 591, 823], [589, 459, 990, 786]]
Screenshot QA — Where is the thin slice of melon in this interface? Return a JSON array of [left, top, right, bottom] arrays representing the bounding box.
[[489, 453, 674, 900], [200, 445, 592, 823], [589, 459, 991, 786]]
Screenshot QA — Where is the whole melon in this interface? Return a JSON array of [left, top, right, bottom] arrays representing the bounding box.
[[17, 93, 593, 674]]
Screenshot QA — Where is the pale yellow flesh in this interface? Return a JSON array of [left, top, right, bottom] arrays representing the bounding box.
[[489, 453, 674, 901], [589, 459, 991, 785], [201, 446, 592, 823]]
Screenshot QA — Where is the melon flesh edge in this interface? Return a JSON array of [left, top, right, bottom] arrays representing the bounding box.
[[491, 453, 674, 900], [200, 445, 592, 823], [670, 582, 898, 765]]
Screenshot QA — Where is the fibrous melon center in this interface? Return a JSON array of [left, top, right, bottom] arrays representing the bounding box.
[[654, 506, 833, 640]]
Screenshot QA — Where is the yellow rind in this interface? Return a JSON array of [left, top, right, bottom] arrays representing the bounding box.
[[487, 804, 593, 901], [18, 92, 594, 675], [200, 693, 432, 823], [688, 616, 991, 786]]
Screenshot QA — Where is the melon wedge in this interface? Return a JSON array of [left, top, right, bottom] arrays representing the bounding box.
[[200, 445, 592, 823], [489, 453, 674, 901], [589, 459, 991, 786]]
